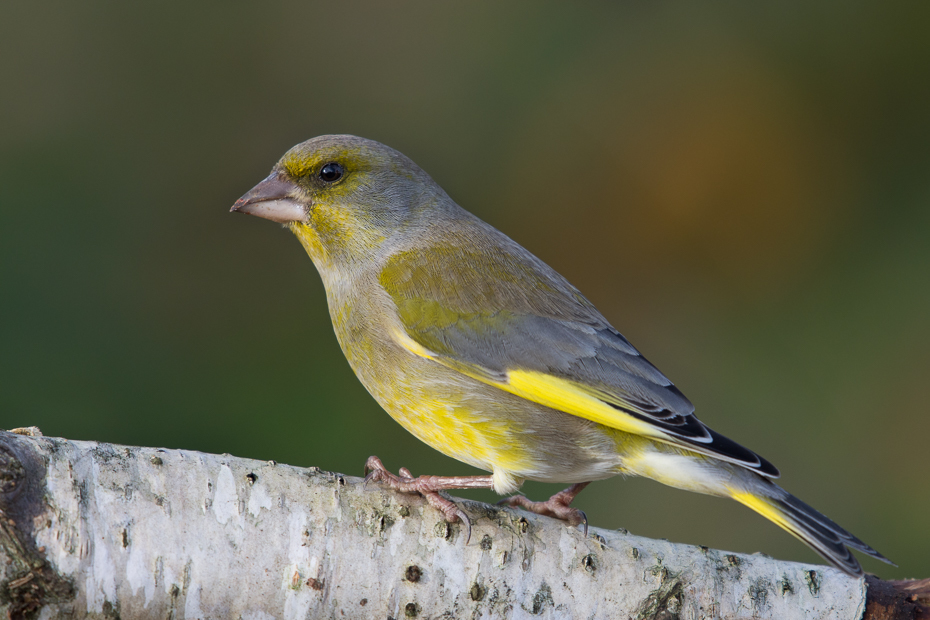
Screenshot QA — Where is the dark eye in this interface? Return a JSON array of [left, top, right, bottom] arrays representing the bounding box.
[[319, 162, 344, 183]]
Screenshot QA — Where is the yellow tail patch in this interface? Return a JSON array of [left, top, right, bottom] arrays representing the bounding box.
[[731, 492, 791, 528], [730, 490, 814, 551]]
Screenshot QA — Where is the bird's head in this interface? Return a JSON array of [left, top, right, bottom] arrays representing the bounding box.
[[232, 134, 446, 269]]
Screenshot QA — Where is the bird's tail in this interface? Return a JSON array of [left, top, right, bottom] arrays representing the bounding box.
[[730, 485, 893, 576]]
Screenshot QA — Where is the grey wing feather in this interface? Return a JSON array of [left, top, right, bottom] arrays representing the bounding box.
[[383, 218, 779, 477]]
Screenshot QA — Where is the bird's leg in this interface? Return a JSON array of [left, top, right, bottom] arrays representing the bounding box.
[[498, 482, 591, 535], [363, 455, 494, 541]]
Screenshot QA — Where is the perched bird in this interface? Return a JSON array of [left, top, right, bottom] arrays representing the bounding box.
[[232, 134, 890, 576]]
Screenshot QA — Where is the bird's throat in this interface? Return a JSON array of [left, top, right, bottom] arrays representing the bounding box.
[[289, 221, 329, 267]]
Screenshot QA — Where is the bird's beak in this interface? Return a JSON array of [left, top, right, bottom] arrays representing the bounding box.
[[230, 173, 309, 224]]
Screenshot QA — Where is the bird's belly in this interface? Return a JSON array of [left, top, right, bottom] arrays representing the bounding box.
[[380, 372, 532, 475], [354, 347, 625, 488]]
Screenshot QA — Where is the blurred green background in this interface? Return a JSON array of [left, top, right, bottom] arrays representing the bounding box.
[[2, 2, 927, 578]]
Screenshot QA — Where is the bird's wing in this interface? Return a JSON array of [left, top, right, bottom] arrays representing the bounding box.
[[380, 238, 779, 478]]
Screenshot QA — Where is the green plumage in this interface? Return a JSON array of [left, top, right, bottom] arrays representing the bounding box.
[[232, 134, 891, 576]]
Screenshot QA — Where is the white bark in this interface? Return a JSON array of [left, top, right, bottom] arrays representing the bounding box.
[[0, 431, 872, 619]]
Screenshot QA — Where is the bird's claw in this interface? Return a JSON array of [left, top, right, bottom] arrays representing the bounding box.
[[362, 455, 476, 544], [430, 495, 471, 543], [498, 486, 590, 537], [364, 455, 414, 486], [363, 455, 385, 483], [454, 506, 472, 544]]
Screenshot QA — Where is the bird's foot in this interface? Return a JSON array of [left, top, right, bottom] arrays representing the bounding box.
[[363, 455, 494, 542], [498, 482, 591, 536]]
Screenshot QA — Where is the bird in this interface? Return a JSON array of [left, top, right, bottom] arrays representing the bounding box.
[[231, 134, 891, 576]]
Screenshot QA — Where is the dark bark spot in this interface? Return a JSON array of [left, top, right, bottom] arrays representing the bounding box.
[[805, 570, 821, 596], [749, 578, 771, 613], [530, 583, 554, 615], [435, 521, 452, 540], [405, 565, 421, 583], [633, 577, 683, 620]]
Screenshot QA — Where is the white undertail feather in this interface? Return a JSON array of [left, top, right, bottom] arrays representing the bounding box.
[[622, 446, 891, 576]]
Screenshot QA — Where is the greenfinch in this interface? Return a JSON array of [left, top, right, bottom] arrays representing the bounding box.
[[232, 134, 890, 576]]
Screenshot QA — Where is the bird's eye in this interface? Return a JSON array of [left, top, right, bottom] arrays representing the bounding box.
[[319, 162, 344, 183]]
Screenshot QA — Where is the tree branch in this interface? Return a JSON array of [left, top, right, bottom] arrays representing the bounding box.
[[0, 430, 925, 619]]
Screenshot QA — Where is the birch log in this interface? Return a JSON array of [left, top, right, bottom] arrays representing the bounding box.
[[0, 431, 925, 620]]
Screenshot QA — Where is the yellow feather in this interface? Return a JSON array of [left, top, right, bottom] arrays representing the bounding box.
[[505, 370, 669, 440], [391, 327, 436, 360], [730, 491, 816, 551], [390, 326, 669, 441], [731, 491, 792, 529]]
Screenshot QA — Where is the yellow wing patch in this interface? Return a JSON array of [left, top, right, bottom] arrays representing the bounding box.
[[391, 326, 669, 441], [505, 370, 669, 440]]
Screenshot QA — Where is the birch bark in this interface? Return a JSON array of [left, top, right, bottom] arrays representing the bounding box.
[[0, 431, 922, 619]]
